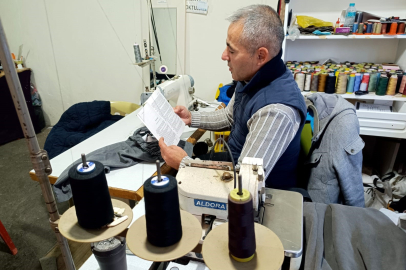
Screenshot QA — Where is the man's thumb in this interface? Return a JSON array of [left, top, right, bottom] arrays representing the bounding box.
[[159, 137, 166, 148]]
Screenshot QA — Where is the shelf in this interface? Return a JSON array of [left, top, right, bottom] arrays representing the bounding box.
[[301, 91, 406, 101], [287, 34, 406, 40], [133, 59, 155, 67]]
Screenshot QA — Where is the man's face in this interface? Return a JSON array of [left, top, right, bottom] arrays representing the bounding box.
[[221, 22, 259, 81]]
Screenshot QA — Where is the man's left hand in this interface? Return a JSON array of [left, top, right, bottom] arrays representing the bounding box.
[[159, 138, 188, 170]]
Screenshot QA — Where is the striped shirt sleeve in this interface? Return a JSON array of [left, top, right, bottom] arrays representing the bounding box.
[[190, 94, 235, 131], [239, 104, 301, 179]]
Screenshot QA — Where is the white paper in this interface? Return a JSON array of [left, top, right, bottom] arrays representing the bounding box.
[[186, 0, 208, 15], [137, 90, 184, 146], [356, 102, 392, 112]]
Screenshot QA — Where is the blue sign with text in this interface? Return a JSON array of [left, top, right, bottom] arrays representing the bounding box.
[[194, 199, 227, 211]]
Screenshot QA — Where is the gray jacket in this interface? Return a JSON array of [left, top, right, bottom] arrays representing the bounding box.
[[303, 202, 406, 270], [306, 94, 365, 207]]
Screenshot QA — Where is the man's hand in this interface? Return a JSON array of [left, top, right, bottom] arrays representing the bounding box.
[[174, 106, 192, 126], [159, 138, 188, 170]]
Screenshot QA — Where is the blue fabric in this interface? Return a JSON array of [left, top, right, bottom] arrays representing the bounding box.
[[227, 50, 307, 189], [306, 111, 314, 132], [217, 84, 232, 105], [44, 101, 123, 159]]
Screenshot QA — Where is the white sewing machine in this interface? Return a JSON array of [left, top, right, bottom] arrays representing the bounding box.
[[157, 75, 195, 108], [176, 157, 266, 221], [141, 75, 196, 109]]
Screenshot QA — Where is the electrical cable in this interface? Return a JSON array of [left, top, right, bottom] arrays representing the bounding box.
[[149, 0, 162, 62]]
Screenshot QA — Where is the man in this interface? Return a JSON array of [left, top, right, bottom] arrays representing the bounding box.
[[159, 5, 306, 189]]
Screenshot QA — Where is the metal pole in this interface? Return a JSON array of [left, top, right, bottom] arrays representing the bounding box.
[[0, 18, 76, 270]]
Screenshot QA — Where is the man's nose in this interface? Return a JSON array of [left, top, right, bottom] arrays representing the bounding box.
[[221, 49, 229, 61]]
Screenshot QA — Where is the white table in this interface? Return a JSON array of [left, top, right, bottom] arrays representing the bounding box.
[[29, 105, 217, 200]]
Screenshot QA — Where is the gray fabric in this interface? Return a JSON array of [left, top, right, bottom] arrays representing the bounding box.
[[53, 127, 193, 202], [306, 94, 365, 207], [303, 202, 406, 270]]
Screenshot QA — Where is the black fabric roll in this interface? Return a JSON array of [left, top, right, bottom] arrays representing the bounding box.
[[144, 175, 182, 247], [228, 194, 256, 259], [69, 161, 114, 229], [325, 75, 336, 94]]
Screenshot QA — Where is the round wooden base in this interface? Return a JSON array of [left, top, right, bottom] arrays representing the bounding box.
[[126, 210, 201, 262], [58, 199, 132, 243], [202, 223, 284, 270]]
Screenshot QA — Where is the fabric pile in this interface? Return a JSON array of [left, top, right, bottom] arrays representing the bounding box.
[[53, 126, 193, 202], [44, 101, 123, 159], [303, 203, 406, 270], [363, 172, 406, 212]]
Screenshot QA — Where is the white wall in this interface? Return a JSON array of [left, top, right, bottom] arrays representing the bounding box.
[[0, 0, 63, 125], [0, 0, 146, 125], [185, 0, 279, 102], [0, 0, 279, 125]]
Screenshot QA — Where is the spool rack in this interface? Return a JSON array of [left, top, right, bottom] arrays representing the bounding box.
[[283, 0, 406, 140]]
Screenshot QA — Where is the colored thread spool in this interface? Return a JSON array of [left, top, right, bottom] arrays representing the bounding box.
[[357, 23, 364, 35], [372, 23, 377, 34], [133, 44, 143, 63], [318, 73, 328, 92], [228, 187, 256, 262], [69, 160, 114, 229], [336, 73, 347, 94], [368, 72, 379, 92], [346, 74, 356, 93], [359, 73, 370, 92], [386, 75, 398, 96], [397, 23, 405, 34], [353, 23, 359, 33], [311, 74, 319, 92], [388, 22, 398, 35], [396, 73, 404, 93], [365, 23, 373, 34], [304, 74, 312, 91], [295, 72, 305, 91], [382, 23, 388, 34], [376, 75, 389, 96], [325, 73, 336, 94], [374, 23, 382, 35], [399, 75, 406, 95], [144, 175, 182, 247], [353, 73, 362, 92]]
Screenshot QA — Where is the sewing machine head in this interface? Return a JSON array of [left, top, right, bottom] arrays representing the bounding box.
[[156, 75, 195, 108], [176, 157, 266, 220]]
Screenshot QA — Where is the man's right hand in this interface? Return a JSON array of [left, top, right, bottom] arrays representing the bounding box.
[[174, 106, 192, 126]]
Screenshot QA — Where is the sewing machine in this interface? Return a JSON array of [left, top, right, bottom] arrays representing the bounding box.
[[141, 75, 197, 109], [176, 157, 266, 221]]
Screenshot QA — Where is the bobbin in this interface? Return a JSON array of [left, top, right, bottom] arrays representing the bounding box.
[[202, 223, 284, 270], [126, 173, 202, 262]]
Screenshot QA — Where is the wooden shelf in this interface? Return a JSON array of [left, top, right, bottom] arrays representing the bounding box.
[[287, 34, 406, 40], [301, 91, 406, 101]]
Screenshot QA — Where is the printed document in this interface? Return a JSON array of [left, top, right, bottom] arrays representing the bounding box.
[[137, 90, 185, 146], [356, 102, 392, 112]]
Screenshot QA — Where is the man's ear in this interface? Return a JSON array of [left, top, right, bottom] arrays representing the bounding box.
[[257, 47, 270, 66]]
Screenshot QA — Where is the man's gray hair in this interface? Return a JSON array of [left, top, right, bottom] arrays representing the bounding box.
[[227, 5, 284, 57]]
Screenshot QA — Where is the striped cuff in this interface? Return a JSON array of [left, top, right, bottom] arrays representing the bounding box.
[[179, 156, 194, 169], [190, 111, 201, 128]]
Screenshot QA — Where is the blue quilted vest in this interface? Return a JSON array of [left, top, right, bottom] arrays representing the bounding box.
[[227, 51, 306, 188]]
